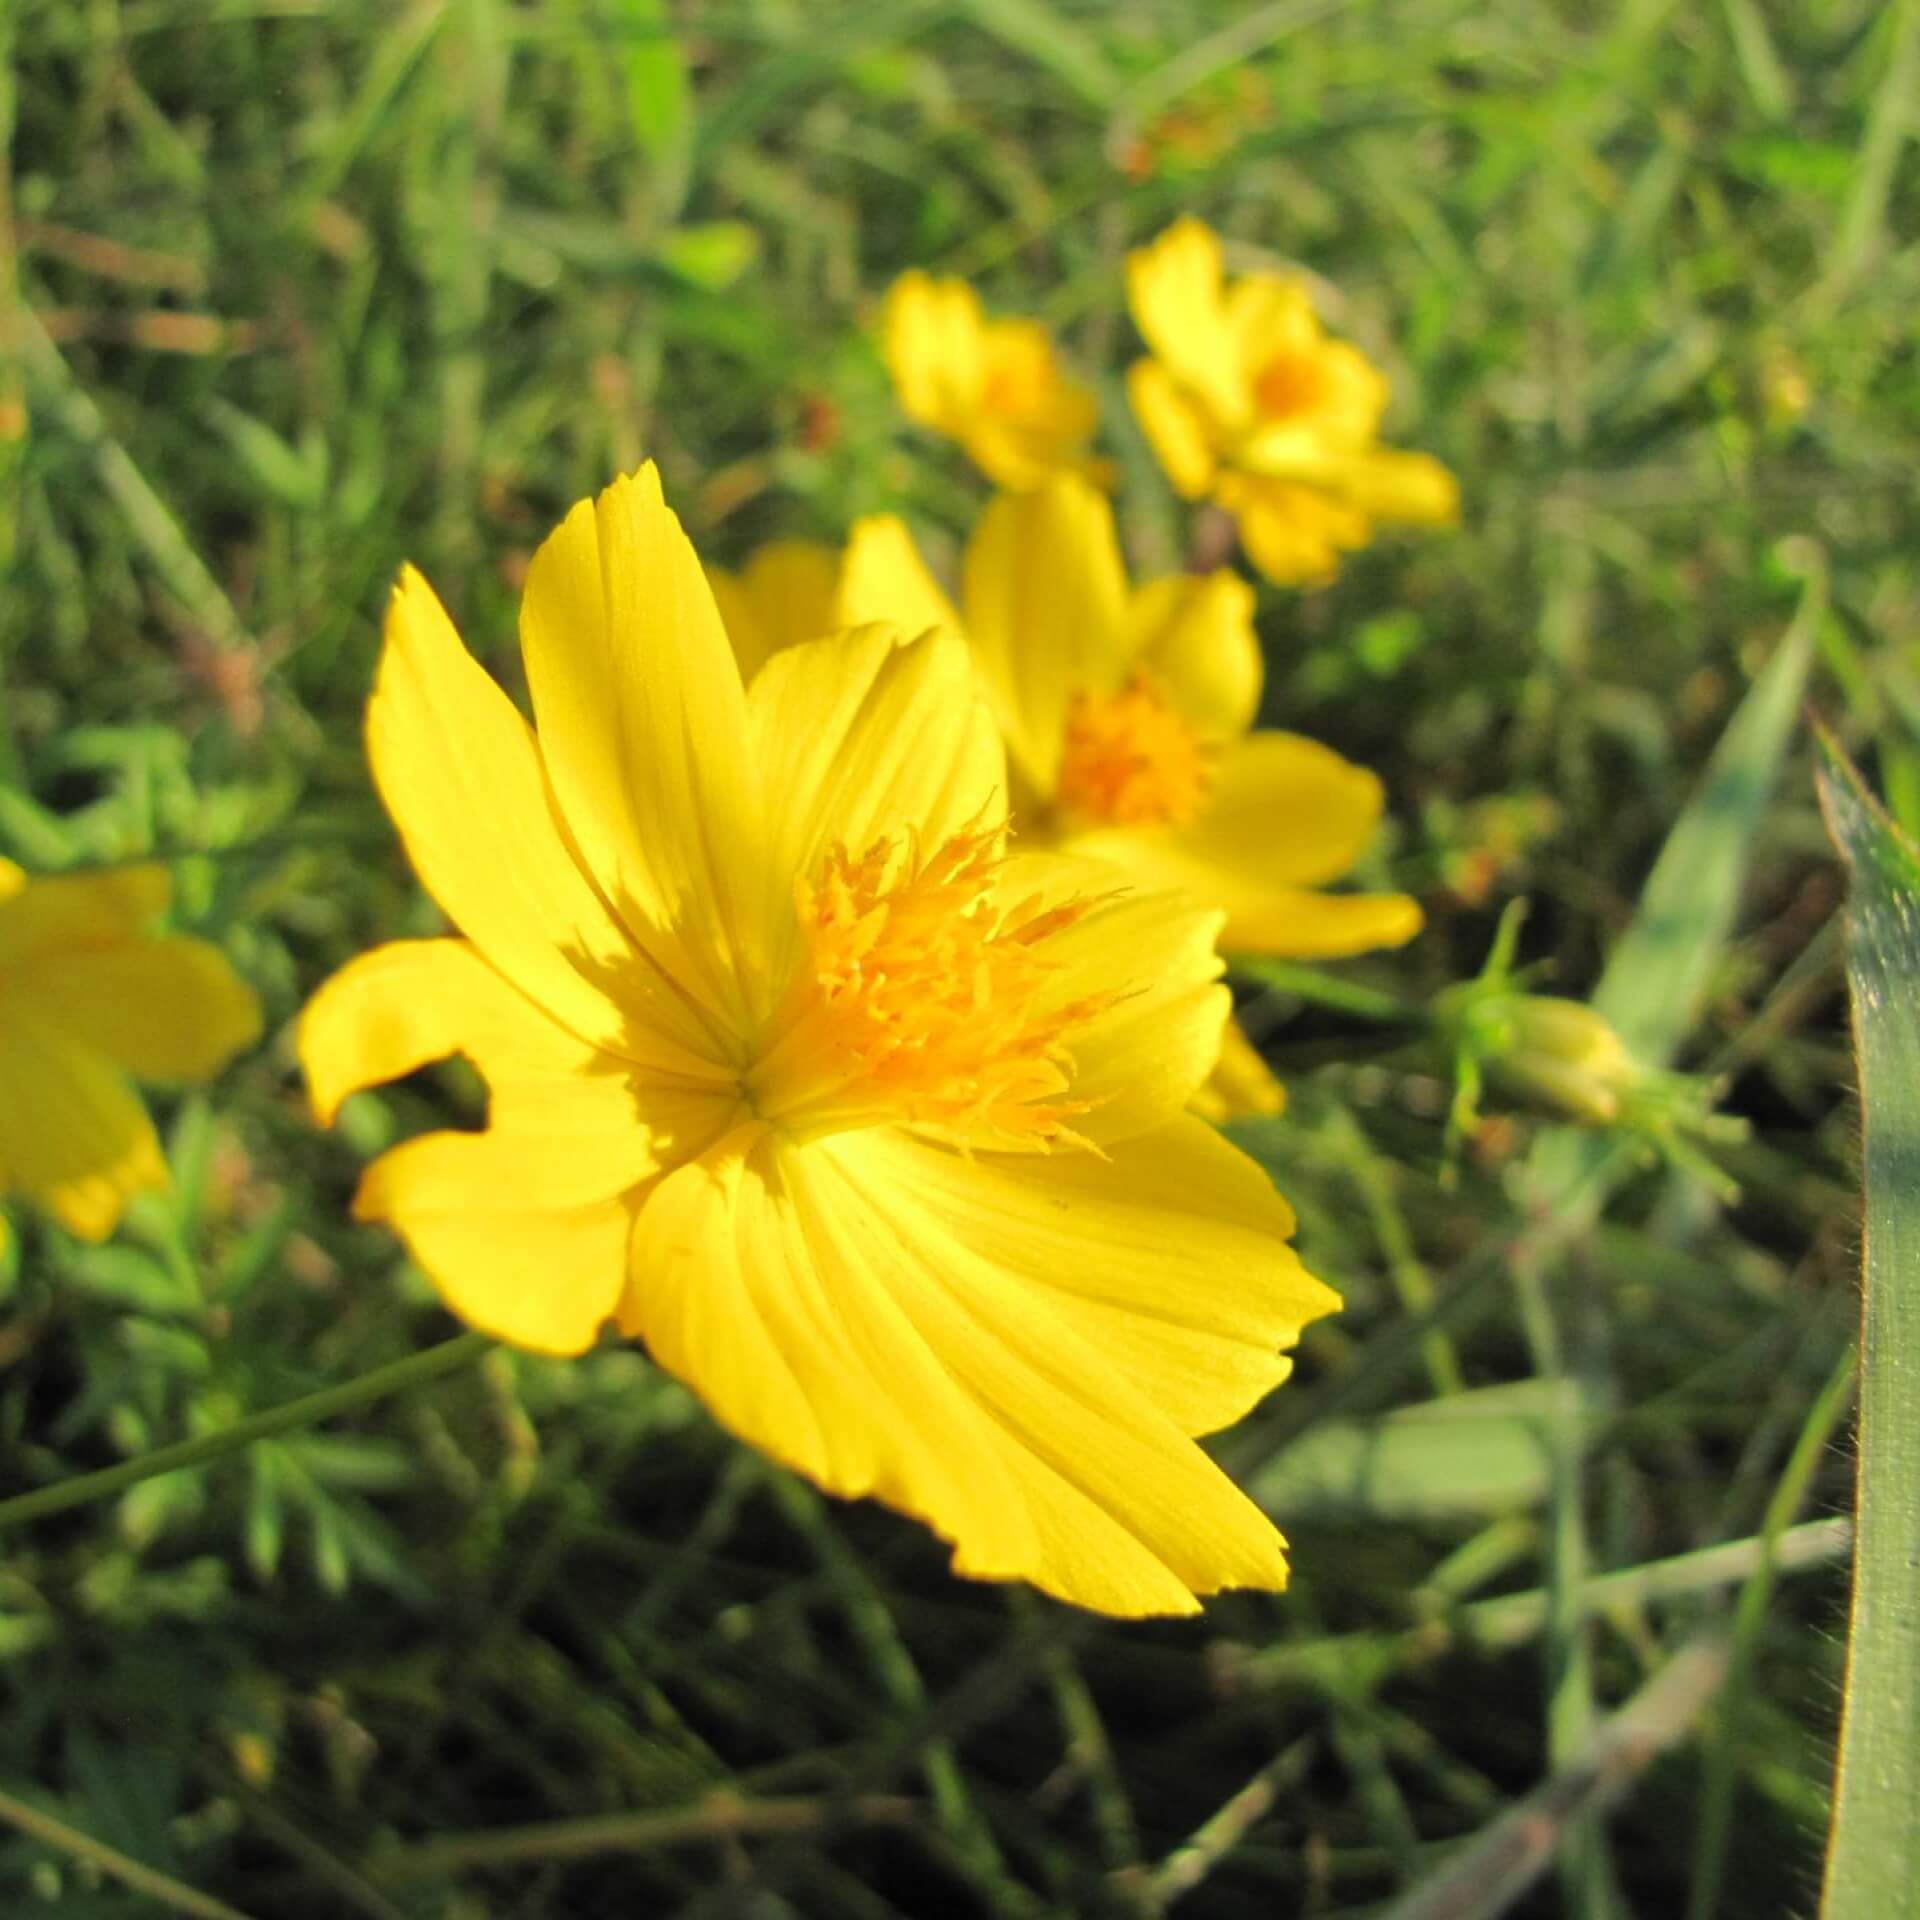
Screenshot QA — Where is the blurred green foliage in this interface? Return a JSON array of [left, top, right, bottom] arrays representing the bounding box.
[[3, 0, 1914, 1913]]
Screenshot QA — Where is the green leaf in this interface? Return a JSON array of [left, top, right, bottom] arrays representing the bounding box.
[[1816, 737, 1920, 1920], [611, 0, 693, 217], [652, 220, 761, 291], [950, 0, 1118, 108], [1592, 556, 1821, 1063]]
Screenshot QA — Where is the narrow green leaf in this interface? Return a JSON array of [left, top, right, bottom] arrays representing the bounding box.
[[1816, 738, 1920, 1920], [610, 0, 693, 217], [1591, 556, 1821, 1062], [1812, 0, 1920, 317], [1718, 0, 1794, 121], [949, 0, 1118, 108]]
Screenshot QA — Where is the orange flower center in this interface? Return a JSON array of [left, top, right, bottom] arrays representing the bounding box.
[[985, 367, 1034, 415], [1056, 673, 1213, 829], [749, 824, 1116, 1149], [1253, 350, 1327, 421]]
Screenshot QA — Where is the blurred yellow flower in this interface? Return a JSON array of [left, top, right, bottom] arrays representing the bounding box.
[[1126, 217, 1457, 585], [839, 477, 1423, 947], [884, 270, 1105, 491], [301, 464, 1336, 1617], [704, 538, 839, 685], [0, 861, 260, 1244], [834, 478, 1423, 1117]]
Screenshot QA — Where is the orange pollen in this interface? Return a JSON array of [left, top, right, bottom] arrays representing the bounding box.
[[751, 825, 1120, 1149], [1254, 349, 1326, 420], [1056, 672, 1214, 829]]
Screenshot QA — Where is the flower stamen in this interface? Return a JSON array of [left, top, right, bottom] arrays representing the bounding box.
[[1056, 671, 1214, 830], [751, 825, 1116, 1149], [1253, 350, 1327, 421]]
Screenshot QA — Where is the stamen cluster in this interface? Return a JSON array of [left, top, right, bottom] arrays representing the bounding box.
[[1056, 672, 1215, 829], [754, 825, 1116, 1149]]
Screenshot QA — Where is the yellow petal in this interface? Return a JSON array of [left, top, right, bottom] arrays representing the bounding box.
[[1204, 733, 1390, 884], [959, 477, 1133, 795], [0, 863, 171, 968], [1126, 217, 1246, 430], [366, 563, 729, 1074], [1216, 473, 1366, 586], [355, 1063, 731, 1226], [964, 319, 1102, 490], [625, 1122, 1325, 1615], [884, 271, 986, 432], [1223, 887, 1425, 957], [307, 941, 737, 1198], [848, 1118, 1336, 1431], [364, 1176, 639, 1356], [1125, 359, 1218, 500], [1221, 274, 1323, 395], [1129, 570, 1262, 739], [748, 625, 1005, 979], [1337, 446, 1460, 527], [1067, 732, 1424, 956], [838, 514, 966, 646], [12, 938, 259, 1084], [355, 1082, 666, 1223], [315, 940, 738, 1354], [300, 938, 611, 1126], [996, 850, 1228, 1144], [707, 540, 842, 685], [1190, 1015, 1287, 1124], [0, 1007, 167, 1240], [516, 465, 767, 1027]]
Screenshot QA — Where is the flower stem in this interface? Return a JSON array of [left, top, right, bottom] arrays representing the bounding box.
[[1231, 957, 1428, 1027], [0, 1785, 257, 1920], [0, 1329, 492, 1535]]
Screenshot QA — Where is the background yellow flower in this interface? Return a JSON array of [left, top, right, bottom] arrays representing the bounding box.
[[303, 466, 1337, 1617], [883, 270, 1106, 490], [0, 861, 260, 1244], [838, 477, 1424, 961], [1126, 216, 1458, 584], [704, 538, 839, 684]]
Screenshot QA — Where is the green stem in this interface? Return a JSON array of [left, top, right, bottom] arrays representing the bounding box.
[[0, 1330, 491, 1535], [1231, 957, 1429, 1027], [0, 1786, 257, 1920], [373, 1792, 916, 1881]]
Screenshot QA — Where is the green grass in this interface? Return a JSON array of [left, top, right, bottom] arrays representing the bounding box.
[[3, 1, 1915, 1913], [1816, 741, 1920, 1920]]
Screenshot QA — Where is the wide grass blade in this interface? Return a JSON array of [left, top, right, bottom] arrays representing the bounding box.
[[1815, 740, 1920, 1920]]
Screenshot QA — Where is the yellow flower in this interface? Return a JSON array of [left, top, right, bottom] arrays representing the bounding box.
[[884, 270, 1105, 491], [837, 477, 1423, 959], [0, 861, 260, 1242], [833, 480, 1422, 1118], [300, 465, 1337, 1617], [1125, 217, 1458, 584]]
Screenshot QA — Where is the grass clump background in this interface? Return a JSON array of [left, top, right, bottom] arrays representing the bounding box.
[[3, 0, 1917, 1914]]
